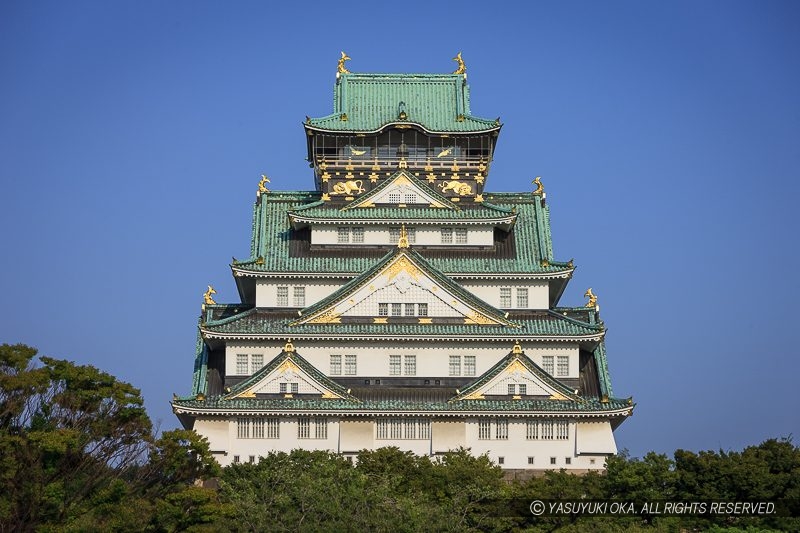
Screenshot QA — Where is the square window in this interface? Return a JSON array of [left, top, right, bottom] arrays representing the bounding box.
[[345, 355, 357, 375], [233, 455, 240, 463], [404, 303, 415, 317], [404, 193, 417, 203], [293, 286, 305, 307], [337, 227, 350, 243], [378, 303, 388, 316], [464, 356, 476, 376], [498, 456, 504, 465], [330, 355, 342, 376], [388, 192, 402, 203], [516, 288, 528, 308], [389, 355, 401, 376], [417, 303, 428, 316], [528, 456, 535, 465], [455, 228, 467, 244], [352, 227, 364, 243], [279, 383, 287, 394], [500, 288, 512, 308], [565, 457, 572, 465], [277, 286, 289, 307], [441, 228, 453, 244], [404, 355, 416, 376], [550, 457, 557, 465], [507, 383, 516, 395]]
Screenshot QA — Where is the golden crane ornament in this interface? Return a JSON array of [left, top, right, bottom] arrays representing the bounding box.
[[452, 52, 466, 75], [338, 51, 351, 74]]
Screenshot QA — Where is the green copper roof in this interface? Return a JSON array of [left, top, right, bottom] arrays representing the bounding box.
[[173, 395, 631, 414], [201, 308, 603, 339], [239, 191, 569, 275], [290, 205, 514, 222], [305, 73, 500, 134]]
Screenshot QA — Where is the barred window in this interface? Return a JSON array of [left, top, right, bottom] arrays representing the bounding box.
[[345, 355, 357, 375], [541, 420, 554, 440], [391, 303, 402, 317], [377, 418, 430, 440], [265, 418, 280, 439], [389, 227, 415, 243], [298, 417, 311, 439], [508, 383, 516, 395], [441, 227, 453, 244], [404, 303, 415, 317], [279, 382, 298, 394], [277, 286, 289, 306], [557, 356, 569, 377], [519, 383, 527, 396], [464, 356, 476, 376], [315, 418, 328, 439], [351, 227, 364, 243], [238, 418, 274, 440], [251, 354, 263, 374], [404, 355, 416, 376], [542, 356, 554, 375], [403, 192, 417, 203], [389, 355, 401, 376], [388, 192, 402, 203], [337, 227, 350, 243], [449, 355, 461, 376], [293, 286, 305, 307], [500, 288, 512, 308], [330, 355, 342, 376], [555, 420, 569, 440], [252, 418, 265, 439], [237, 418, 250, 439], [236, 354, 248, 375], [516, 288, 529, 308], [378, 303, 388, 316], [418, 303, 428, 316], [526, 419, 539, 440], [478, 420, 491, 440], [496, 418, 509, 440], [455, 228, 467, 244]]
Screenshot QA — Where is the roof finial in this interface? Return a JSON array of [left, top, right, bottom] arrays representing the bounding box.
[[584, 287, 598, 309], [397, 224, 409, 249], [284, 339, 295, 353], [452, 52, 466, 75], [532, 176, 544, 196], [258, 174, 270, 195], [512, 341, 522, 355], [338, 51, 351, 74], [203, 285, 217, 305]]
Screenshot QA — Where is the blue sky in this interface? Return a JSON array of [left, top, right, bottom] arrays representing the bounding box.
[[1, 1, 798, 458]]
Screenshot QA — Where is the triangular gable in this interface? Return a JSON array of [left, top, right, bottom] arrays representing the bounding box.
[[226, 344, 356, 401], [451, 345, 585, 402], [294, 248, 513, 326], [344, 170, 458, 210]]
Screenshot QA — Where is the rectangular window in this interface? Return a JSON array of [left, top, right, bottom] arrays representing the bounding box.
[[389, 227, 414, 243], [417, 303, 428, 316], [298, 417, 311, 439], [265, 418, 279, 439], [550, 457, 557, 465], [518, 383, 527, 396], [526, 419, 539, 440], [249, 456, 255, 464], [507, 383, 516, 395], [252, 418, 265, 439], [251, 354, 263, 374], [233, 455, 240, 464], [291, 382, 299, 394], [378, 303, 388, 316], [498, 456, 504, 465], [500, 288, 512, 308], [376, 419, 429, 440], [556, 420, 569, 440], [407, 227, 416, 243], [478, 420, 491, 440], [542, 356, 554, 375], [388, 192, 401, 203], [337, 227, 350, 243], [565, 457, 572, 465], [496, 418, 508, 440], [293, 286, 305, 307], [237, 418, 250, 439], [279, 383, 286, 394], [351, 227, 364, 243], [391, 303, 402, 317], [403, 192, 417, 203], [404, 355, 416, 376], [516, 288, 529, 308], [315, 418, 328, 439], [404, 303, 415, 317], [528, 456, 535, 465], [464, 356, 476, 376], [449, 355, 461, 376], [455, 228, 467, 244], [389, 355, 401, 376], [277, 286, 289, 307], [345, 355, 357, 375], [557, 356, 569, 377], [441, 227, 453, 244], [236, 354, 248, 375], [330, 355, 342, 376], [541, 420, 554, 440]]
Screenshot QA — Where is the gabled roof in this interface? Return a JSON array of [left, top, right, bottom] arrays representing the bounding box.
[[305, 73, 501, 134], [451, 346, 585, 402], [294, 245, 513, 326], [341, 169, 459, 210], [224, 345, 358, 402]]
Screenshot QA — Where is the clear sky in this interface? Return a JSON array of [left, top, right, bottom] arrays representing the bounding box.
[[1, 0, 798, 458]]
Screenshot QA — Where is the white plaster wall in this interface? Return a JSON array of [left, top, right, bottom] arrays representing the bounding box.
[[218, 417, 338, 466], [431, 420, 466, 453], [576, 421, 617, 454], [223, 340, 579, 380], [311, 225, 494, 246], [194, 419, 229, 455], [255, 279, 344, 308], [465, 418, 578, 470], [460, 280, 549, 310], [340, 420, 374, 452]]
